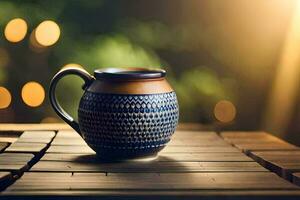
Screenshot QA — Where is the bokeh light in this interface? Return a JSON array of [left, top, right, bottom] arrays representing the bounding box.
[[35, 20, 60, 46], [214, 100, 236, 123], [62, 63, 83, 69], [21, 82, 45, 107], [4, 18, 28, 43], [0, 87, 12, 109]]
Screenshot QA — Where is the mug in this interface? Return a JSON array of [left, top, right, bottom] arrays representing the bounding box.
[[49, 67, 179, 160]]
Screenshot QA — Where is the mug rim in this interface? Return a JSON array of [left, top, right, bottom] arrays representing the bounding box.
[[94, 67, 166, 80]]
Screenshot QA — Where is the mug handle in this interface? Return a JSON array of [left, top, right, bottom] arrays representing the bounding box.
[[49, 67, 95, 135]]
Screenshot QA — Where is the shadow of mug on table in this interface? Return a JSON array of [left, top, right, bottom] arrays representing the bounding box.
[[49, 67, 179, 160]]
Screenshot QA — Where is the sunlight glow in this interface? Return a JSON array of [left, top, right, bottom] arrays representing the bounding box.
[[4, 18, 28, 43], [263, 1, 300, 135]]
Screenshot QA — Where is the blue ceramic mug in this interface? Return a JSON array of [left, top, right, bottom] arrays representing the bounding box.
[[49, 67, 179, 160]]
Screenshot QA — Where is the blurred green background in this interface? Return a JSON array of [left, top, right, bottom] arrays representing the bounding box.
[[0, 0, 300, 144]]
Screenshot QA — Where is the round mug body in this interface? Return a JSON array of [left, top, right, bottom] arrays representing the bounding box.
[[49, 67, 179, 160]]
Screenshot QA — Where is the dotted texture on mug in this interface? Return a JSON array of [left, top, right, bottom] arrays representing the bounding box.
[[78, 92, 179, 151]]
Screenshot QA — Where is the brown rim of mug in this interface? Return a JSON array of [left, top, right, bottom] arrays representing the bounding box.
[[94, 67, 166, 80]]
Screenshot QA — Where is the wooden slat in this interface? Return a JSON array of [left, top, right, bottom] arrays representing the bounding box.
[[0, 153, 35, 174], [0, 153, 34, 164], [3, 190, 300, 197], [3, 131, 56, 154], [5, 172, 297, 191], [0, 164, 29, 175], [19, 131, 56, 139], [5, 142, 48, 154], [157, 153, 253, 161], [249, 151, 300, 180], [168, 139, 231, 146], [234, 143, 299, 152], [176, 123, 213, 130], [11, 131, 56, 144], [0, 123, 71, 131], [221, 131, 275, 139], [55, 130, 82, 138], [223, 137, 289, 144], [15, 137, 53, 144], [173, 131, 219, 139], [51, 137, 87, 146], [46, 145, 94, 154], [250, 151, 300, 163], [21, 172, 73, 178], [0, 136, 18, 143], [161, 146, 240, 153], [30, 160, 267, 173], [221, 131, 299, 153], [40, 153, 95, 162]]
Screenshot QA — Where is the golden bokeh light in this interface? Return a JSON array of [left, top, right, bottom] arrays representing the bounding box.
[[62, 63, 83, 69], [4, 18, 28, 43], [21, 82, 45, 107], [214, 100, 236, 123], [35, 20, 60, 46], [0, 87, 12, 109]]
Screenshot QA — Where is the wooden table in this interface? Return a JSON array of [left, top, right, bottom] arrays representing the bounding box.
[[0, 124, 300, 199]]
